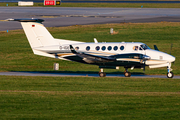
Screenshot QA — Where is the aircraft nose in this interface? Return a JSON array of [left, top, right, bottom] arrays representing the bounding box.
[[171, 56, 175, 62], [167, 55, 175, 62]]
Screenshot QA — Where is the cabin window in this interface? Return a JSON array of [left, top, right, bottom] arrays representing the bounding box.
[[108, 46, 112, 51], [86, 46, 90, 51], [96, 46, 100, 51], [120, 46, 124, 51], [75, 47, 79, 50], [102, 46, 106, 51], [133, 46, 138, 51], [114, 46, 118, 51]]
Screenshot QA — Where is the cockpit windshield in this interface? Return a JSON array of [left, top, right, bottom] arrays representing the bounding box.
[[140, 44, 150, 50]]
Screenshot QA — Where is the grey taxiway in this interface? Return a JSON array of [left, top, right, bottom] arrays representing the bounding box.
[[0, 7, 180, 31], [0, 7, 179, 78], [0, 72, 180, 79]]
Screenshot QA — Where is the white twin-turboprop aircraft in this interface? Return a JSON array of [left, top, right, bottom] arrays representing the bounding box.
[[7, 18, 175, 78]]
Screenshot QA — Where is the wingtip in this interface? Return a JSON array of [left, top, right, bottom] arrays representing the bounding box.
[[69, 45, 77, 54], [0, 18, 14, 21], [5, 18, 14, 21]]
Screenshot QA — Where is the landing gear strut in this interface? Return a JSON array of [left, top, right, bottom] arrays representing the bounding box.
[[124, 68, 131, 77], [99, 68, 106, 77], [167, 63, 174, 78]]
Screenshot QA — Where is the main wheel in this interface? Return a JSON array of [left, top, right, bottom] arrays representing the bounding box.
[[167, 72, 174, 78], [99, 72, 106, 77], [124, 72, 131, 77]]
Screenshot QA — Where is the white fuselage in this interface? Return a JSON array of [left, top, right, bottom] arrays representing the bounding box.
[[35, 41, 175, 69], [8, 18, 175, 78], [57, 42, 175, 67]]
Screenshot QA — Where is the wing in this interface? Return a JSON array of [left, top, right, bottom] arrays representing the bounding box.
[[69, 45, 116, 63], [69, 45, 150, 66]]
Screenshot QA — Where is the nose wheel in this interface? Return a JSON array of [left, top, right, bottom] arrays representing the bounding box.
[[167, 72, 174, 78], [167, 63, 174, 78]]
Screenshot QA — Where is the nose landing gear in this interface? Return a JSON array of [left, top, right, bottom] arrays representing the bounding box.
[[167, 63, 174, 78]]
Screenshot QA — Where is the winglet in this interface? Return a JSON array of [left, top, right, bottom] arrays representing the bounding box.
[[69, 45, 77, 54]]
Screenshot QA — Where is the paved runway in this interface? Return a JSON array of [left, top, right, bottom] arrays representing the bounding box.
[[0, 7, 180, 31], [0, 72, 180, 79]]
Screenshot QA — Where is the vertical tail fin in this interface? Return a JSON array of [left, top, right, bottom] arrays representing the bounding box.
[[7, 18, 58, 48], [21, 20, 58, 48], [7, 18, 84, 58]]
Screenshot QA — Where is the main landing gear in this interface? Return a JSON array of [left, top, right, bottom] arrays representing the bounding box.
[[98, 63, 174, 78], [98, 68, 131, 77], [98, 68, 106, 77], [167, 63, 174, 78], [124, 68, 131, 77]]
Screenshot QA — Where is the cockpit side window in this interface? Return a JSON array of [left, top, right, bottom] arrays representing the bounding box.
[[133, 46, 138, 51], [139, 47, 143, 50], [140, 44, 150, 50]]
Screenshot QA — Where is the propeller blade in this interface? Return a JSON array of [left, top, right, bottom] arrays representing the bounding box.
[[170, 43, 173, 55], [143, 60, 146, 72]]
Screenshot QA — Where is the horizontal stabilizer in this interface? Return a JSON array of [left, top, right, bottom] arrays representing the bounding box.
[[6, 18, 44, 23]]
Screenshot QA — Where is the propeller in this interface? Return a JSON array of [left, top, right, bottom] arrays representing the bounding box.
[[141, 55, 151, 72], [170, 43, 173, 55], [155, 44, 173, 55], [143, 62, 145, 72], [170, 43, 175, 64]]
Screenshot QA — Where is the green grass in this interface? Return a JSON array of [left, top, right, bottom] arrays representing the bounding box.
[[58, 3, 180, 8], [0, 76, 180, 119], [0, 22, 179, 75], [1, 2, 180, 8]]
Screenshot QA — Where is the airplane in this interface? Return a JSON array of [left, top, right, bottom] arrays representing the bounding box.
[[6, 18, 176, 78]]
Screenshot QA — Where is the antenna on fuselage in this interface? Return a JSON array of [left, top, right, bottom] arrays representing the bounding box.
[[94, 38, 98, 43], [154, 45, 159, 51]]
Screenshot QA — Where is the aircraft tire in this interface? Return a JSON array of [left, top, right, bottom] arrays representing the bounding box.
[[99, 72, 106, 77], [167, 72, 174, 78], [124, 72, 131, 77]]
